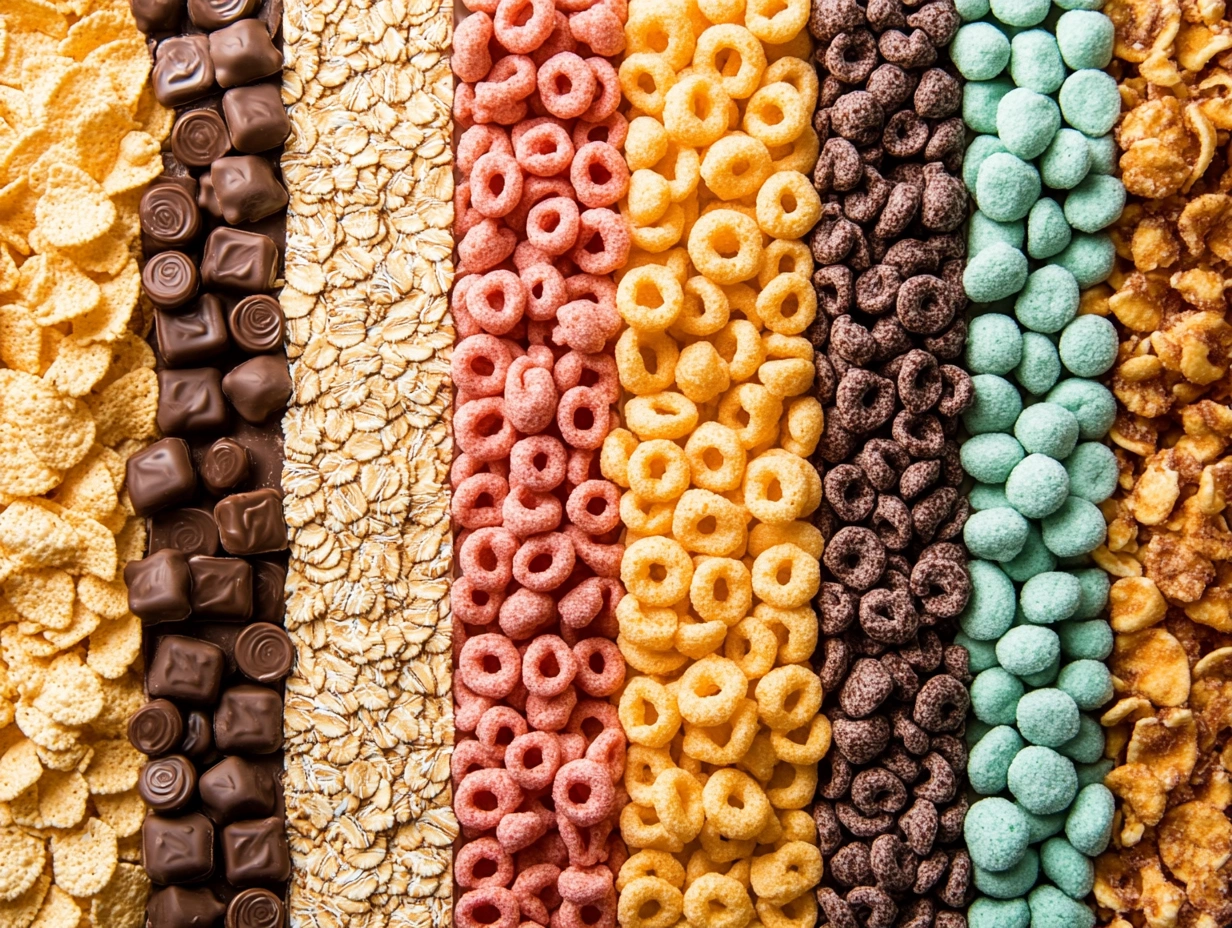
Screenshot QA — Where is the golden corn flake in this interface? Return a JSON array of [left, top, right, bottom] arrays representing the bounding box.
[[0, 739, 41, 803], [4, 569, 75, 630], [89, 789, 140, 839], [32, 741, 89, 774], [88, 863, 147, 928], [49, 818, 114, 898], [83, 613, 137, 680], [44, 340, 114, 400], [28, 887, 78, 928], [13, 705, 77, 754], [0, 827, 46, 902], [32, 655, 101, 728], [0, 504, 80, 570], [34, 771, 86, 830], [0, 868, 49, 928], [80, 739, 139, 795], [41, 603, 99, 652], [56, 11, 130, 60], [74, 575, 126, 621]]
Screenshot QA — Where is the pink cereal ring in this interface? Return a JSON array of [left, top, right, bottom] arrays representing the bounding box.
[[456, 678, 497, 732], [573, 112, 627, 151], [457, 888, 520, 928], [567, 448, 600, 486], [569, 5, 625, 57], [605, 835, 629, 879], [499, 812, 551, 856], [515, 241, 555, 272], [537, 53, 597, 119], [553, 760, 614, 827], [527, 684, 578, 731], [508, 176, 575, 231], [466, 270, 527, 335], [556, 387, 611, 449], [471, 152, 525, 218], [584, 729, 626, 783], [572, 637, 626, 698], [453, 472, 510, 529], [558, 865, 614, 905], [503, 484, 564, 536], [506, 731, 563, 791], [565, 524, 623, 578], [527, 319, 554, 346], [476, 55, 538, 108], [453, 13, 495, 83], [454, 576, 506, 626], [532, 12, 578, 66], [459, 125, 514, 174], [455, 397, 518, 462], [571, 143, 629, 208], [456, 838, 515, 890], [555, 301, 619, 354], [522, 264, 568, 320], [515, 829, 569, 871], [455, 82, 477, 128], [510, 435, 568, 491], [453, 334, 514, 397], [560, 732, 587, 763], [527, 197, 581, 256], [514, 121, 576, 178], [459, 526, 519, 592], [493, 0, 555, 53], [477, 705, 529, 758], [570, 208, 629, 276], [451, 739, 502, 788], [505, 356, 559, 434], [499, 588, 557, 640], [568, 699, 620, 744], [558, 895, 617, 928], [512, 863, 562, 926], [459, 219, 518, 275], [566, 480, 620, 534], [513, 532, 576, 591], [451, 452, 509, 487], [459, 632, 522, 698], [522, 635, 578, 697], [558, 577, 622, 630], [553, 351, 619, 403], [580, 59, 621, 122], [462, 0, 498, 13], [455, 182, 485, 237], [474, 98, 529, 127]]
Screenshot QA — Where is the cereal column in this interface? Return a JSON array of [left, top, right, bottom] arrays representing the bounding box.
[[1092, 6, 1232, 925], [608, 0, 829, 924], [449, 0, 634, 925]]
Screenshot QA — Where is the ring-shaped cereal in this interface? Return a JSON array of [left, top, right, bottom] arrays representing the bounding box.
[[492, 0, 554, 53], [674, 613, 729, 660], [456, 766, 523, 832], [701, 769, 772, 841], [456, 887, 521, 928], [758, 240, 812, 288], [572, 207, 630, 275], [512, 532, 576, 592], [678, 656, 747, 726], [743, 0, 807, 43], [700, 134, 773, 201], [742, 450, 817, 524], [627, 169, 672, 226], [724, 616, 777, 678], [650, 767, 705, 844], [780, 396, 823, 457], [572, 142, 630, 208], [455, 837, 514, 889], [557, 385, 612, 449], [616, 595, 678, 651], [618, 676, 682, 748], [768, 128, 820, 174], [453, 576, 504, 626], [554, 350, 620, 403], [521, 634, 578, 697], [749, 842, 822, 906], [683, 873, 754, 928], [699, 819, 756, 864], [769, 714, 831, 765], [617, 877, 684, 928], [681, 697, 760, 766], [553, 758, 616, 826], [655, 143, 701, 203], [691, 556, 753, 626], [475, 55, 538, 108], [663, 75, 731, 147], [537, 52, 597, 119], [626, 116, 669, 171], [624, 746, 676, 808], [620, 634, 689, 675], [470, 154, 523, 222], [755, 663, 821, 731], [618, 54, 677, 116], [696, 0, 744, 23], [625, 391, 699, 441], [626, 440, 690, 503], [565, 480, 621, 535], [475, 705, 528, 759], [722, 282, 763, 330], [717, 383, 782, 449], [466, 270, 527, 335], [627, 204, 686, 254], [754, 603, 816, 664], [510, 434, 567, 491], [458, 633, 521, 698], [620, 535, 693, 606], [671, 488, 747, 557], [756, 894, 817, 928], [616, 264, 684, 332], [674, 276, 730, 337], [620, 803, 686, 853], [618, 850, 686, 892], [514, 120, 576, 177], [620, 492, 677, 537], [755, 171, 821, 240], [693, 25, 766, 99], [458, 125, 514, 174], [765, 761, 817, 809], [526, 196, 580, 256], [452, 334, 513, 397], [761, 56, 819, 111], [742, 82, 808, 148], [459, 526, 518, 591], [504, 730, 562, 791], [615, 328, 679, 395], [751, 543, 819, 609], [581, 58, 622, 123], [683, 421, 746, 492], [687, 209, 763, 285], [625, 7, 695, 69], [759, 358, 814, 398], [572, 636, 625, 696], [600, 430, 636, 491]]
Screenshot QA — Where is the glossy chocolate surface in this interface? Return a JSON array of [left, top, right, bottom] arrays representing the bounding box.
[[201, 438, 252, 494], [188, 556, 253, 620], [156, 296, 230, 367], [199, 756, 277, 822], [144, 813, 216, 884], [233, 623, 293, 682], [222, 818, 290, 884], [214, 488, 287, 555], [158, 368, 229, 436], [222, 84, 290, 153], [144, 250, 200, 309], [188, 0, 259, 29], [221, 354, 292, 424], [201, 228, 278, 293], [151, 507, 223, 557], [139, 755, 199, 812], [209, 20, 281, 88], [147, 886, 227, 928], [210, 156, 288, 225], [125, 549, 192, 624], [172, 108, 233, 167], [128, 438, 197, 517], [148, 636, 227, 704], [129, 699, 185, 756], [141, 183, 202, 249], [213, 685, 283, 754], [153, 36, 215, 106], [226, 889, 284, 928], [228, 295, 284, 353], [131, 0, 181, 34]]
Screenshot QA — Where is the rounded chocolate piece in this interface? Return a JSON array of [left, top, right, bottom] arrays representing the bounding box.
[[141, 184, 202, 249], [226, 888, 284, 928], [128, 699, 184, 756], [228, 295, 285, 353], [143, 251, 200, 310], [188, 0, 259, 30], [201, 438, 251, 495], [151, 508, 222, 558], [130, 0, 181, 34], [181, 710, 216, 761], [234, 623, 294, 683], [138, 755, 198, 812], [172, 109, 232, 167]]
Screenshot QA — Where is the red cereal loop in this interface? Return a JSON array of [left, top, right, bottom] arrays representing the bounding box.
[[572, 113, 627, 151], [517, 831, 570, 872], [457, 888, 521, 928], [527, 685, 579, 731], [456, 678, 497, 732], [560, 732, 587, 763], [532, 11, 579, 65], [514, 120, 577, 177], [453, 12, 495, 82], [556, 300, 620, 354], [581, 59, 622, 122], [522, 635, 579, 697], [452, 740, 502, 787], [565, 480, 621, 534], [475, 98, 529, 127], [504, 484, 565, 536], [459, 526, 519, 592], [467, 270, 528, 335], [557, 817, 613, 868], [566, 448, 601, 486], [538, 53, 598, 119], [472, 152, 526, 218], [457, 837, 516, 889], [553, 351, 619, 403], [499, 588, 557, 639], [455, 182, 485, 237], [572, 637, 625, 696], [558, 865, 614, 904], [505, 353, 559, 434], [459, 219, 518, 274], [455, 81, 477, 128], [453, 334, 514, 397], [477, 55, 539, 109], [568, 6, 625, 57], [527, 197, 581, 256], [570, 208, 629, 276], [564, 524, 623, 577], [459, 126, 515, 174], [558, 577, 622, 630], [514, 869, 563, 927], [570, 143, 629, 208], [510, 434, 569, 490], [457, 769, 525, 831], [509, 176, 575, 232], [557, 894, 617, 928], [477, 705, 530, 757], [567, 700, 620, 746], [493, 0, 555, 53], [462, 0, 498, 12], [454, 576, 506, 626], [521, 263, 569, 320], [452, 451, 510, 487], [583, 729, 626, 782], [556, 387, 611, 449], [453, 472, 510, 529], [506, 731, 564, 790], [459, 633, 523, 698], [513, 532, 577, 591], [455, 397, 519, 462]]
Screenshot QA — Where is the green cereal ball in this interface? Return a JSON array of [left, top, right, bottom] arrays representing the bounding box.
[[997, 88, 1061, 160], [1063, 442, 1118, 503], [966, 797, 1031, 872], [967, 313, 1025, 374], [1003, 523, 1058, 582], [1015, 332, 1062, 396], [1014, 265, 1079, 334], [977, 153, 1042, 223], [969, 211, 1026, 256], [1008, 745, 1078, 814], [1058, 659, 1114, 710], [1054, 232, 1116, 288], [965, 79, 1016, 135], [1028, 884, 1096, 928], [1060, 69, 1121, 137], [1020, 570, 1082, 624], [959, 631, 1002, 672], [968, 718, 996, 747], [965, 242, 1030, 302], [1071, 568, 1110, 620], [968, 898, 1030, 928], [1014, 402, 1080, 459], [962, 559, 1019, 640], [966, 507, 1031, 562], [1064, 174, 1127, 234], [1042, 496, 1106, 557], [1054, 0, 1102, 9], [975, 849, 1039, 899], [1086, 134, 1117, 174], [996, 625, 1060, 676], [1005, 454, 1069, 519], [1026, 198, 1073, 260], [965, 135, 1011, 192], [965, 374, 1024, 434], [990, 0, 1050, 26], [1059, 314, 1119, 377], [1039, 129, 1092, 191], [1009, 30, 1065, 94], [1076, 758, 1114, 789], [1021, 807, 1067, 843], [1056, 10, 1114, 69], [1046, 378, 1115, 440], [1058, 713, 1106, 764], [1041, 838, 1096, 899], [1020, 654, 1060, 687], [957, 0, 992, 20], [953, 23, 1013, 80], [972, 667, 1027, 725], [962, 433, 1027, 484], [971, 482, 1011, 511], [1065, 783, 1114, 856], [970, 725, 1026, 794], [1057, 619, 1113, 661], [1017, 688, 1081, 747]]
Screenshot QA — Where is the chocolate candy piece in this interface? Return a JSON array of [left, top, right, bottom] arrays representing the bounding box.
[[126, 437, 196, 517], [226, 889, 285, 928], [214, 685, 283, 753], [234, 623, 294, 682], [201, 228, 278, 293], [189, 555, 254, 620], [181, 710, 216, 761], [202, 438, 252, 495], [199, 173, 224, 219], [143, 813, 215, 884], [153, 36, 215, 107], [151, 508, 222, 557], [209, 20, 282, 88], [252, 561, 287, 624], [215, 488, 287, 555], [157, 368, 229, 436], [147, 887, 227, 928], [125, 549, 191, 624], [222, 84, 291, 154], [210, 156, 288, 225], [130, 0, 180, 33], [222, 354, 293, 423], [138, 755, 198, 812], [172, 108, 233, 167], [199, 756, 277, 822], [156, 296, 230, 367], [148, 636, 226, 705], [188, 0, 258, 29], [128, 699, 184, 756], [143, 251, 199, 310], [222, 818, 291, 884], [140, 184, 201, 249], [228, 295, 285, 353]]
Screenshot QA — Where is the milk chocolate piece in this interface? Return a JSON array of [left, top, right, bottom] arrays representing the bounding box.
[[251, 561, 287, 624], [143, 814, 215, 884], [222, 818, 290, 884], [144, 251, 200, 310], [188, 0, 259, 29], [125, 549, 192, 624], [199, 173, 224, 219], [129, 699, 185, 756], [130, 0, 181, 34], [199, 756, 277, 822], [209, 20, 281, 88], [226, 889, 284, 928], [153, 36, 215, 107], [215, 488, 287, 555], [172, 109, 232, 167], [222, 355, 292, 424], [148, 636, 226, 705], [234, 623, 293, 682], [181, 710, 216, 761], [201, 228, 278, 293], [210, 157, 288, 225], [151, 508, 222, 557], [189, 556, 253, 620], [158, 368, 229, 436], [147, 887, 227, 928], [228, 295, 284, 354], [222, 84, 291, 154], [139, 755, 199, 812], [141, 184, 202, 249], [214, 686, 283, 754], [202, 438, 251, 495], [157, 296, 230, 367], [127, 438, 196, 516]]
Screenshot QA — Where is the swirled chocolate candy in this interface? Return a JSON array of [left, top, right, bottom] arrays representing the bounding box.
[[226, 889, 285, 928], [215, 488, 287, 555], [153, 36, 215, 106], [148, 636, 226, 705], [157, 368, 228, 435], [209, 20, 281, 88], [222, 354, 292, 424], [147, 887, 226, 928], [188, 0, 258, 30], [252, 561, 287, 624], [139, 755, 198, 812], [202, 438, 252, 494], [181, 710, 216, 762], [143, 814, 215, 884], [211, 156, 288, 225], [201, 228, 278, 293], [188, 555, 253, 620], [172, 108, 232, 167], [214, 685, 283, 753], [222, 84, 291, 154], [130, 0, 181, 34], [228, 295, 284, 354], [151, 508, 222, 557], [126, 437, 196, 517], [140, 183, 201, 249], [128, 699, 185, 756], [222, 818, 291, 884], [234, 623, 293, 682], [143, 251, 199, 310], [156, 296, 230, 367], [125, 549, 191, 624], [199, 756, 277, 822]]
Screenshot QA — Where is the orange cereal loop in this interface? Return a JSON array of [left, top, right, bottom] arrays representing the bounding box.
[[693, 25, 766, 100], [626, 203, 687, 253], [619, 53, 678, 117], [673, 612, 729, 659], [755, 171, 821, 240], [742, 449, 820, 524], [625, 391, 700, 440], [696, 0, 745, 24], [628, 169, 673, 225], [620, 247, 691, 284], [626, 3, 696, 70], [616, 328, 680, 395], [601, 427, 639, 487], [616, 876, 685, 928], [713, 319, 766, 381], [700, 134, 773, 201], [617, 263, 685, 331], [620, 803, 687, 853], [779, 396, 823, 457], [616, 595, 679, 651], [764, 761, 816, 809], [681, 697, 760, 765], [756, 893, 817, 928], [717, 382, 782, 448], [766, 127, 819, 174], [701, 769, 773, 841], [620, 490, 678, 536], [760, 54, 818, 107], [663, 75, 732, 147], [684, 421, 747, 492], [682, 873, 754, 928], [769, 713, 831, 764], [674, 276, 730, 337], [759, 357, 814, 398], [677, 656, 747, 725], [618, 850, 687, 891], [625, 746, 676, 806], [619, 676, 683, 747], [651, 766, 706, 843], [723, 282, 764, 330], [743, 0, 807, 43], [626, 439, 691, 502], [753, 603, 817, 664], [621, 536, 694, 605], [742, 82, 808, 148], [763, 29, 813, 64], [750, 543, 819, 608], [675, 340, 732, 403], [754, 664, 820, 732], [671, 488, 749, 557], [758, 239, 812, 287], [748, 522, 822, 559], [724, 614, 778, 678], [748, 842, 821, 906], [687, 209, 764, 285], [626, 116, 670, 171], [620, 634, 690, 674]]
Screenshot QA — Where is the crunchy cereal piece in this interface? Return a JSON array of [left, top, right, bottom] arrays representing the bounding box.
[[1111, 626, 1192, 706], [0, 827, 46, 902], [48, 818, 115, 898], [87, 863, 147, 928]]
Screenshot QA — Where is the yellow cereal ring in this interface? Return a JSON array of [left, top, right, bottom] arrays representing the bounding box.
[[718, 383, 783, 448], [617, 328, 680, 395], [683, 873, 754, 928], [755, 663, 821, 731], [724, 615, 777, 678], [628, 203, 686, 253], [761, 55, 819, 111], [678, 656, 747, 725], [701, 768, 772, 840], [663, 74, 731, 147], [617, 594, 680, 651], [749, 842, 822, 906], [753, 604, 818, 666], [768, 128, 820, 174], [755, 272, 817, 335], [626, 115, 671, 171], [700, 819, 757, 864], [674, 276, 731, 337], [756, 812, 785, 846], [764, 29, 813, 62], [693, 25, 766, 99], [621, 491, 678, 536], [687, 209, 763, 284], [657, 143, 702, 203], [676, 340, 732, 403], [737, 730, 778, 782], [742, 449, 820, 524], [696, 0, 745, 25], [620, 634, 691, 674], [627, 5, 696, 70], [620, 54, 678, 116], [672, 488, 749, 557], [618, 850, 687, 891], [623, 535, 694, 605], [691, 555, 753, 626], [762, 332, 813, 361], [618, 263, 685, 331], [748, 522, 822, 559], [627, 439, 691, 502], [751, 542, 819, 608], [620, 805, 687, 853], [777, 809, 816, 845], [723, 283, 763, 330], [628, 169, 673, 226], [685, 852, 752, 891], [601, 427, 639, 487], [674, 613, 729, 659], [757, 894, 818, 928], [684, 421, 747, 492], [765, 761, 817, 809], [625, 745, 677, 805], [700, 134, 773, 201], [620, 675, 684, 747], [770, 713, 831, 765], [626, 391, 700, 440], [744, 0, 808, 43], [743, 82, 808, 147], [758, 239, 813, 287], [682, 697, 760, 765], [780, 396, 823, 457], [619, 246, 690, 286], [713, 319, 765, 381], [652, 766, 706, 843], [759, 358, 814, 397], [755, 171, 822, 239]]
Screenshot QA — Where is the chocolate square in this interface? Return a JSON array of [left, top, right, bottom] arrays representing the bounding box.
[[126, 438, 196, 517], [214, 488, 287, 555], [156, 296, 230, 367], [222, 84, 291, 154], [188, 556, 253, 620], [157, 368, 228, 436], [199, 756, 277, 823], [208, 19, 281, 88], [142, 813, 215, 884], [153, 36, 215, 107], [150, 508, 222, 558], [221, 355, 292, 424], [148, 636, 226, 705], [130, 0, 181, 34], [251, 561, 287, 625], [125, 549, 191, 625], [146, 886, 226, 928], [222, 817, 290, 884], [200, 228, 278, 294], [187, 0, 258, 30], [214, 685, 283, 754], [210, 157, 287, 225]]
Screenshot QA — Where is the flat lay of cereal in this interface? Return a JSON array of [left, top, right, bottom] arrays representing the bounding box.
[[3, 0, 1225, 920]]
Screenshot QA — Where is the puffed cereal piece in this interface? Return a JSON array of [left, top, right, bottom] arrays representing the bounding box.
[[628, 169, 673, 225], [690, 556, 753, 626], [622, 536, 694, 605], [674, 612, 730, 659], [764, 761, 816, 809], [696, 0, 745, 23], [684, 422, 747, 492], [749, 842, 821, 905], [758, 239, 812, 287], [617, 264, 685, 331], [600, 428, 638, 488], [682, 697, 761, 765], [620, 634, 690, 674], [742, 449, 821, 524], [747, 522, 821, 559], [675, 276, 731, 337], [619, 54, 678, 115], [725, 615, 778, 678], [617, 595, 680, 651], [755, 171, 821, 240], [650, 766, 706, 843], [760, 50, 818, 109], [675, 341, 732, 403], [754, 272, 816, 335], [626, 2, 695, 68], [687, 209, 764, 284], [756, 895, 817, 928], [702, 769, 773, 840], [754, 664, 820, 731], [618, 876, 685, 928], [626, 116, 671, 171], [620, 491, 678, 536], [627, 202, 687, 253], [750, 543, 818, 608], [619, 676, 683, 747], [744, 0, 807, 42], [685, 851, 753, 892], [693, 25, 766, 99], [769, 128, 821, 174], [759, 358, 814, 397], [664, 75, 732, 147], [678, 656, 748, 725], [718, 383, 782, 448], [616, 328, 680, 395], [779, 396, 822, 457], [655, 143, 702, 203], [627, 439, 692, 502], [672, 488, 749, 556], [742, 82, 807, 147], [701, 134, 773, 201], [625, 391, 700, 440], [621, 803, 687, 852], [769, 713, 830, 765], [713, 320, 766, 381], [618, 850, 687, 891], [683, 873, 755, 928]]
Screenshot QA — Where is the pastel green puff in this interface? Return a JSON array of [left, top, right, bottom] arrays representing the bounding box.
[[966, 243, 1030, 302], [965, 135, 1011, 191], [996, 624, 1060, 676], [1014, 402, 1080, 459], [1015, 265, 1079, 334], [968, 898, 1030, 928], [1059, 69, 1121, 136], [1071, 568, 1111, 620], [1040, 128, 1092, 190], [990, 0, 1050, 26], [1009, 30, 1066, 94], [966, 797, 1031, 872], [1064, 441, 1118, 502], [956, 0, 992, 20], [959, 631, 1002, 672], [1041, 838, 1096, 899], [965, 507, 1031, 561], [1058, 659, 1114, 710], [970, 725, 1026, 794], [1026, 197, 1073, 260], [1065, 174, 1127, 233], [977, 152, 1042, 223], [1028, 884, 1096, 928], [968, 718, 995, 747], [1042, 496, 1106, 557], [1005, 453, 1069, 519], [1020, 806, 1067, 843], [962, 559, 1018, 640], [1057, 619, 1113, 661], [1046, 378, 1116, 439], [967, 313, 1025, 374], [1002, 523, 1058, 582], [997, 88, 1061, 160], [1017, 687, 1081, 747], [964, 79, 1016, 135], [1054, 232, 1116, 288], [971, 482, 1012, 511], [952, 23, 1013, 80], [1059, 314, 1119, 377], [962, 432, 1027, 484], [974, 849, 1039, 899], [1076, 758, 1114, 789], [972, 666, 1027, 724], [969, 211, 1026, 256], [1087, 134, 1118, 174], [965, 374, 1023, 434], [1058, 713, 1106, 764], [1008, 745, 1078, 814], [1015, 331, 1062, 395], [1056, 10, 1114, 70], [1065, 783, 1115, 855], [1020, 654, 1060, 687], [1053, 0, 1102, 9], [1020, 570, 1082, 624]]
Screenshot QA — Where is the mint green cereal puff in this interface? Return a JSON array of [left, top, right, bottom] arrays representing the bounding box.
[[966, 507, 1031, 561], [1076, 758, 1114, 789], [953, 23, 1012, 80], [1058, 712, 1106, 764], [972, 667, 1027, 725], [970, 725, 1026, 794], [971, 482, 1011, 511], [1058, 659, 1114, 710], [1040, 129, 1092, 190], [977, 153, 1041, 222], [1005, 454, 1069, 519], [1065, 783, 1114, 855], [1002, 523, 1058, 582], [1009, 30, 1065, 93], [1064, 175, 1127, 233], [975, 849, 1039, 899], [1026, 198, 1073, 260], [1020, 570, 1082, 624], [968, 898, 1030, 928], [996, 624, 1060, 676], [1057, 619, 1113, 661], [1063, 442, 1118, 503], [965, 79, 1016, 134], [969, 211, 1026, 256], [966, 797, 1031, 872], [1054, 232, 1116, 288], [1017, 688, 1081, 747], [1020, 806, 1067, 843], [1087, 133, 1117, 174], [957, 0, 992, 20], [1056, 10, 1114, 69], [965, 374, 1023, 434], [1041, 838, 1096, 899], [997, 88, 1061, 160], [965, 242, 1030, 302], [990, 0, 1050, 26], [1054, 0, 1102, 9], [962, 559, 1018, 640], [1020, 654, 1061, 687], [1060, 69, 1121, 136], [967, 313, 1024, 374], [962, 433, 1027, 484], [1014, 265, 1079, 334], [1028, 884, 1095, 928], [1071, 568, 1110, 620], [1059, 314, 1118, 377], [1014, 402, 1080, 459], [1015, 332, 1062, 395], [969, 718, 995, 746], [1008, 745, 1078, 814], [1042, 496, 1106, 556], [965, 135, 1011, 191], [1046, 378, 1115, 439], [959, 631, 1002, 672]]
